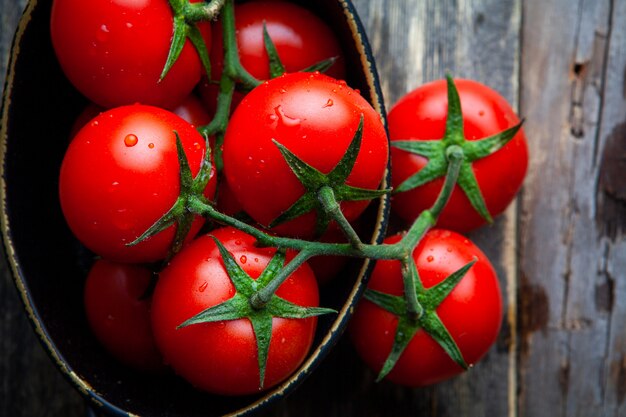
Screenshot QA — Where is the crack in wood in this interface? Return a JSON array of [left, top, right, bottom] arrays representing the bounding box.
[[596, 121, 626, 240]]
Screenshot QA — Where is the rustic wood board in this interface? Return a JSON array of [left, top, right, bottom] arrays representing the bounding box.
[[0, 0, 624, 416]]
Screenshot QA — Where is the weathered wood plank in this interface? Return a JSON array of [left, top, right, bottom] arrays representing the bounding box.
[[519, 0, 626, 416]]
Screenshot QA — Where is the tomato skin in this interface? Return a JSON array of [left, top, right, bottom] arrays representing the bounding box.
[[389, 79, 528, 231], [84, 260, 164, 371], [59, 104, 216, 264], [50, 0, 211, 109], [350, 229, 503, 386], [210, 1, 345, 82], [150, 227, 319, 395], [223, 72, 388, 238]]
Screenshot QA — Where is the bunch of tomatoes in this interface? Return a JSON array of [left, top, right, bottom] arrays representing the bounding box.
[[50, 0, 528, 399]]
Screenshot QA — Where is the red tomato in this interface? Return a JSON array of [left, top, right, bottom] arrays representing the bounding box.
[[200, 1, 346, 114], [210, 1, 345, 81], [389, 79, 528, 231], [50, 0, 211, 109], [59, 104, 217, 263], [350, 229, 503, 386], [150, 227, 319, 395], [84, 260, 164, 371], [222, 72, 388, 238]]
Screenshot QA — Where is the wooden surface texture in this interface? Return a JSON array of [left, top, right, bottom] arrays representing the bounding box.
[[1, 0, 625, 416]]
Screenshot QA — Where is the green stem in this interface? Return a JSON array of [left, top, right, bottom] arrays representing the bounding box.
[[221, 0, 261, 90], [188, 196, 403, 260], [249, 249, 314, 309], [317, 186, 363, 249], [401, 259, 423, 320], [401, 144, 465, 251], [184, 0, 225, 22]]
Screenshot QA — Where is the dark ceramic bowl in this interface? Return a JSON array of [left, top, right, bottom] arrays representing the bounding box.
[[0, 0, 389, 415]]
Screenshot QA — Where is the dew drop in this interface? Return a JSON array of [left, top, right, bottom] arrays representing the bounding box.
[[240, 255, 247, 264], [354, 89, 361, 95], [254, 258, 259, 263], [322, 98, 334, 108], [125, 22, 133, 29], [124, 134, 138, 147], [148, 143, 154, 149], [280, 88, 287, 94], [218, 321, 226, 328], [199, 281, 208, 292], [194, 142, 202, 150], [479, 110, 485, 116], [96, 24, 110, 43], [427, 255, 434, 262], [235, 240, 242, 246], [90, 120, 99, 127], [446, 247, 453, 253], [267, 113, 278, 123]]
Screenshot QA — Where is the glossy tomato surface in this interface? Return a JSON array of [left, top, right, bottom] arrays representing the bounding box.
[[150, 227, 320, 395], [59, 104, 216, 264], [84, 260, 164, 371], [389, 79, 528, 231], [210, 1, 345, 81], [50, 0, 211, 109], [223, 72, 388, 238], [350, 229, 503, 386]]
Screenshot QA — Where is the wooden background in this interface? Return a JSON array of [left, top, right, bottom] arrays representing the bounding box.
[[1, 0, 625, 416]]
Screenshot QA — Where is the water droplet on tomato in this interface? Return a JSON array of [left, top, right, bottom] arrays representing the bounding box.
[[427, 255, 434, 262], [194, 142, 202, 150], [199, 281, 208, 292], [218, 321, 226, 328], [96, 24, 109, 43], [124, 134, 138, 147], [354, 89, 361, 95], [254, 258, 259, 263], [280, 88, 287, 94], [267, 114, 278, 123], [446, 247, 452, 253], [148, 143, 154, 149], [323, 99, 334, 108], [125, 22, 133, 29], [479, 110, 485, 116], [274, 105, 301, 128], [240, 255, 247, 264], [91, 120, 99, 127], [235, 240, 242, 246]]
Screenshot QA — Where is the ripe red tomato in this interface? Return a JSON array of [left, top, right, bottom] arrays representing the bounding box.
[[200, 1, 346, 114], [350, 229, 503, 386], [389, 79, 528, 231], [150, 227, 320, 395], [210, 1, 345, 81], [84, 260, 164, 371], [50, 0, 211, 109], [59, 104, 216, 264], [222, 72, 388, 238]]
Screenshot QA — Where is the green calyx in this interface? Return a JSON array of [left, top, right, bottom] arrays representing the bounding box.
[[179, 237, 335, 389], [163, 0, 222, 81], [392, 74, 523, 224], [127, 132, 213, 259], [365, 258, 477, 381], [269, 115, 389, 238]]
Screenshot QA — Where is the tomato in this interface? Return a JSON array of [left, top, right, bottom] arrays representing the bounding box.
[[50, 0, 211, 109], [150, 227, 320, 395], [59, 104, 217, 264], [210, 1, 345, 81], [84, 260, 164, 371], [389, 79, 528, 231], [350, 229, 502, 386], [222, 72, 388, 238], [200, 1, 346, 114]]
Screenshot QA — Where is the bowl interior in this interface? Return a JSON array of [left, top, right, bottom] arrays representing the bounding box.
[[1, 0, 389, 416]]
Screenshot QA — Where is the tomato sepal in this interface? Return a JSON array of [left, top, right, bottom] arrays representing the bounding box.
[[128, 132, 213, 259], [392, 74, 524, 225], [162, 0, 214, 81], [269, 115, 389, 237], [364, 258, 477, 381], [179, 236, 335, 389]]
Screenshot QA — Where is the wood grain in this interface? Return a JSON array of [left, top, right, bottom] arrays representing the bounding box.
[[1, 0, 625, 416]]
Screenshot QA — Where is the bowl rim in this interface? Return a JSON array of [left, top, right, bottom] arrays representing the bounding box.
[[0, 0, 391, 415]]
